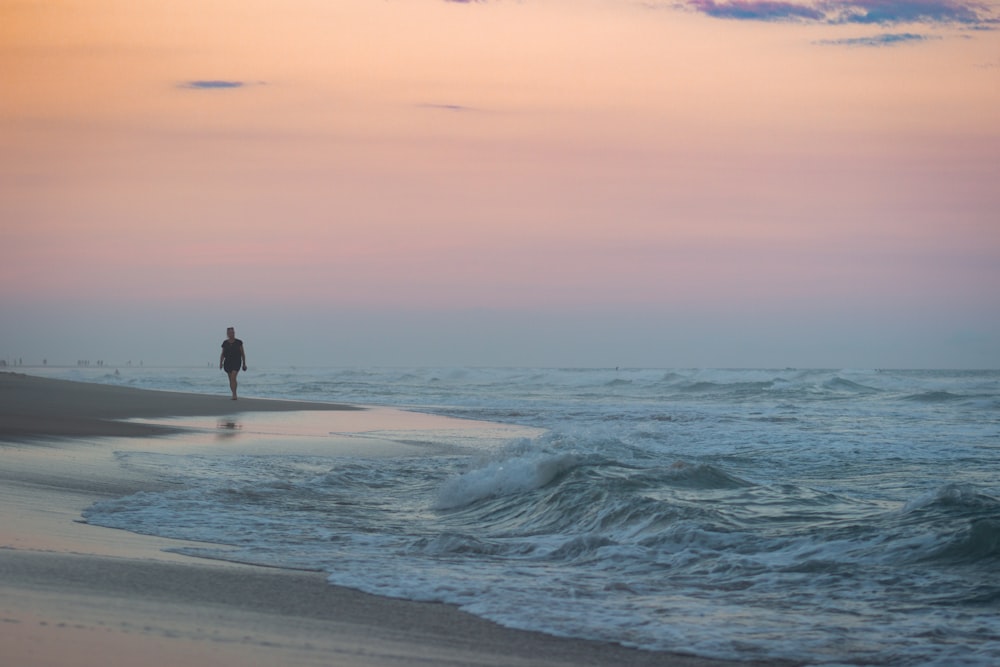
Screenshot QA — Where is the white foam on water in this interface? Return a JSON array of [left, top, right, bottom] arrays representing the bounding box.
[[50, 366, 1000, 666]]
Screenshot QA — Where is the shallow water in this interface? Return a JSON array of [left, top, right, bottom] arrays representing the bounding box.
[[37, 366, 1000, 666]]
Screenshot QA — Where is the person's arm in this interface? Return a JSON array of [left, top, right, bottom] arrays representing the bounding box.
[[240, 344, 247, 371], [220, 349, 225, 369]]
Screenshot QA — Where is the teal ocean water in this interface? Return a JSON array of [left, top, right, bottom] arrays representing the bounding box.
[[37, 366, 1000, 666]]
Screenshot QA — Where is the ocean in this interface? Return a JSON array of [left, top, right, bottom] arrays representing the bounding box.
[[35, 366, 1000, 666]]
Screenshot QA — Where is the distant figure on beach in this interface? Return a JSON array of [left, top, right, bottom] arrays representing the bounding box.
[[220, 326, 247, 400]]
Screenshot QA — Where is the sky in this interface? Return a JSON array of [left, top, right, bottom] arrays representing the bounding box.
[[2, 0, 998, 369]]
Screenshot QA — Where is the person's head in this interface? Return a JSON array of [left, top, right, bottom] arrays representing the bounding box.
[[227, 326, 235, 340]]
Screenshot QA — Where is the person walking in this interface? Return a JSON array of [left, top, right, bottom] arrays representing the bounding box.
[[220, 326, 247, 400]]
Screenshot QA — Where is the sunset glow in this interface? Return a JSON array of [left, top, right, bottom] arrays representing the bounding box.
[[2, 0, 998, 368]]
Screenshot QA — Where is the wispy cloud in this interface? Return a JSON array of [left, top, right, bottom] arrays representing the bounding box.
[[689, 0, 825, 21], [181, 80, 245, 90], [418, 103, 476, 112], [683, 0, 995, 26], [815, 31, 937, 44], [824, 0, 988, 25]]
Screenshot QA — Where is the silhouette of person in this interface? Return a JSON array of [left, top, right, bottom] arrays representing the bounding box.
[[220, 326, 247, 400]]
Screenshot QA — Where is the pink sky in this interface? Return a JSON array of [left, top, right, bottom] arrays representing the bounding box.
[[2, 0, 998, 368]]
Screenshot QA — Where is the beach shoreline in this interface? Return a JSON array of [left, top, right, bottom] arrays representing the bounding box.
[[0, 373, 793, 667]]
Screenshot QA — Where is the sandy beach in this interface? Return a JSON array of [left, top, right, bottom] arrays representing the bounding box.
[[0, 372, 790, 667]]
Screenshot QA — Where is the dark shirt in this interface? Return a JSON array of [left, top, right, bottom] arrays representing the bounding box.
[[221, 338, 244, 371]]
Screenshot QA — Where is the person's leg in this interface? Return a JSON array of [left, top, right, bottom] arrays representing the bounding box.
[[228, 370, 239, 399]]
